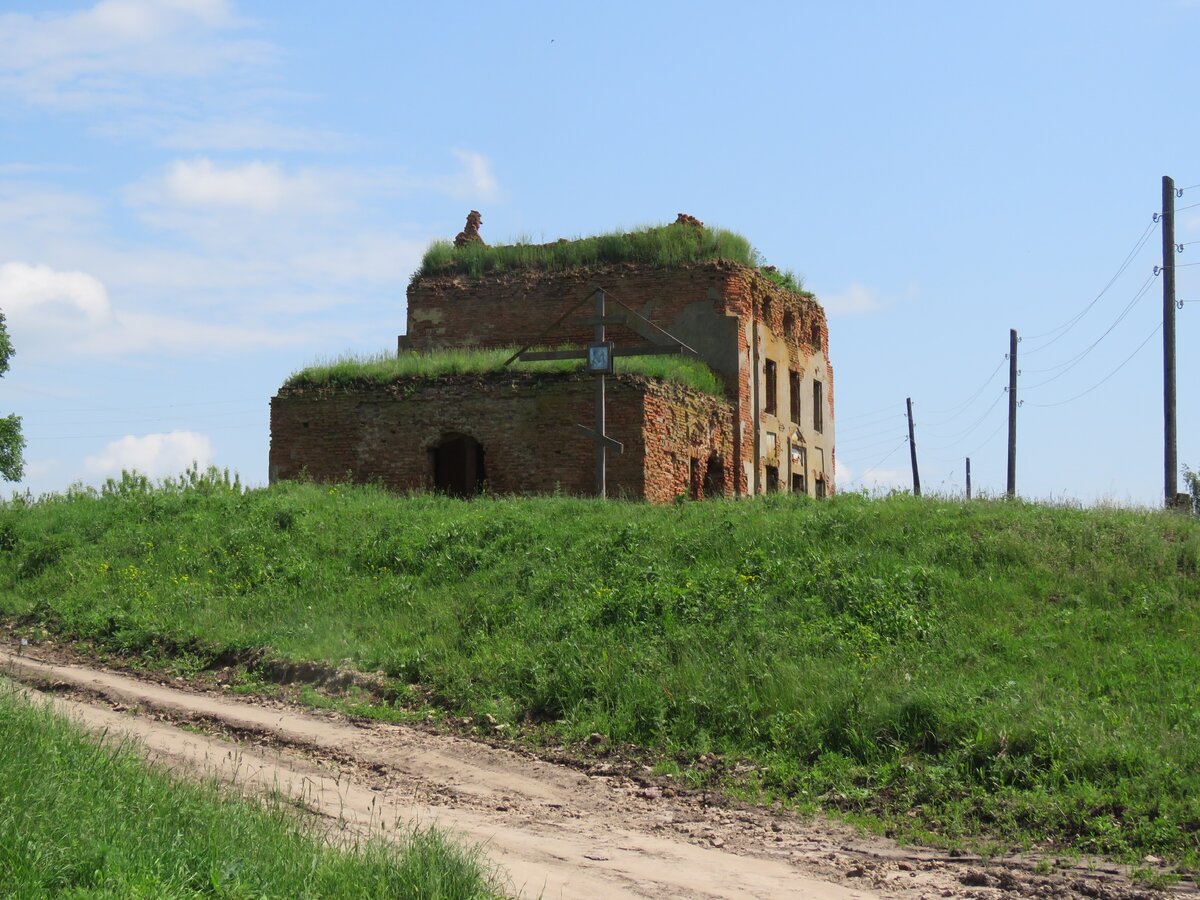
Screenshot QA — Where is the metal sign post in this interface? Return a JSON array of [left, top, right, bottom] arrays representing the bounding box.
[[513, 288, 692, 498]]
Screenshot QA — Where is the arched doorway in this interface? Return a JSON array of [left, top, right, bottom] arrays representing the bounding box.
[[429, 433, 486, 497]]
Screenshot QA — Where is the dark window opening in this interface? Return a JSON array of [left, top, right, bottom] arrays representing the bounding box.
[[815, 476, 826, 499], [813, 381, 823, 433], [702, 453, 724, 499], [791, 472, 806, 495], [765, 360, 777, 416], [789, 370, 801, 424], [765, 465, 779, 493], [429, 433, 486, 497]]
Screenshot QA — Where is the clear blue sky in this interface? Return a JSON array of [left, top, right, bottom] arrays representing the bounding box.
[[1, 0, 1196, 504]]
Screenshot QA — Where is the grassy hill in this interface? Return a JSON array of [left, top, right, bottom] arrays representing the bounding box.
[[3, 471, 1198, 869]]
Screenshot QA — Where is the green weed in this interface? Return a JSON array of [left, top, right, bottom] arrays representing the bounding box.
[[2, 484, 1199, 866], [285, 347, 726, 398], [415, 220, 807, 294], [0, 684, 501, 897]]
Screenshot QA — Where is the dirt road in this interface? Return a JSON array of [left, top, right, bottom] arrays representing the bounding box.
[[0, 649, 1177, 899]]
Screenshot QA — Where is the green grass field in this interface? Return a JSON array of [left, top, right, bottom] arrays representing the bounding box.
[[0, 684, 500, 898], [3, 471, 1199, 868], [415, 219, 807, 294], [286, 347, 726, 398]]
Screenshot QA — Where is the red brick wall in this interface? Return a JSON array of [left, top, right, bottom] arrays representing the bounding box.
[[641, 380, 735, 502], [269, 373, 733, 503], [404, 261, 834, 495]]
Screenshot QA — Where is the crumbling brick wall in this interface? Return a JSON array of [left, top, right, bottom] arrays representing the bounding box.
[[269, 372, 734, 503], [404, 260, 834, 495]]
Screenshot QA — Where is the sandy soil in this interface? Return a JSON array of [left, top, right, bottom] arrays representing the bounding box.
[[0, 647, 1184, 899]]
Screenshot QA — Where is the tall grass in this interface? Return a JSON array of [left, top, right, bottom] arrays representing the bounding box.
[[0, 684, 500, 898], [2, 481, 1199, 865], [286, 348, 726, 398], [415, 221, 806, 293]]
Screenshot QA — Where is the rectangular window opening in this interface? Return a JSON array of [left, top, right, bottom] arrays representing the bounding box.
[[791, 472, 806, 494], [764, 360, 777, 416], [813, 380, 823, 433], [765, 465, 779, 493], [789, 371, 801, 424]]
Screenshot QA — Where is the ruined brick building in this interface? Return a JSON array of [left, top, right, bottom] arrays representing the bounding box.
[[270, 216, 835, 502]]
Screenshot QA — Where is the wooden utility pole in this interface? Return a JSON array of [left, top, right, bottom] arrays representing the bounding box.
[[1162, 175, 1178, 505], [906, 397, 921, 496], [1006, 329, 1018, 497], [965, 457, 972, 500]]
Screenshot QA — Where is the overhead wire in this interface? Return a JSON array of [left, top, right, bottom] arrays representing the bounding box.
[[1020, 273, 1157, 387], [856, 436, 909, 487], [919, 357, 1006, 425], [925, 389, 1007, 451], [838, 432, 910, 454], [1024, 322, 1162, 409], [1021, 218, 1158, 351]]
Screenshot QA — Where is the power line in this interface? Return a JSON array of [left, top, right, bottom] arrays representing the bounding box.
[[919, 357, 1006, 424], [838, 432, 909, 454], [1021, 273, 1157, 386], [965, 419, 1007, 458], [1022, 218, 1158, 350], [856, 436, 909, 486], [925, 389, 1007, 451], [1024, 322, 1162, 409], [836, 402, 902, 423], [836, 410, 905, 432]]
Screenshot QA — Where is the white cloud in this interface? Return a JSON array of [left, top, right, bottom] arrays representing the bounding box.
[[154, 118, 351, 152], [822, 282, 886, 317], [439, 149, 500, 201], [84, 429, 213, 478], [0, 261, 113, 328], [21, 458, 60, 481], [158, 157, 335, 213], [0, 0, 272, 109], [0, 260, 320, 357], [132, 150, 501, 220]]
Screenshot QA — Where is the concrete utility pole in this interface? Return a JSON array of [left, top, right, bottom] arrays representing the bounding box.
[[906, 397, 921, 496], [1162, 175, 1178, 506], [1006, 329, 1018, 498]]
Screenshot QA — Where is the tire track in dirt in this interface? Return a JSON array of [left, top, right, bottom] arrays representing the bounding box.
[[0, 650, 1182, 899]]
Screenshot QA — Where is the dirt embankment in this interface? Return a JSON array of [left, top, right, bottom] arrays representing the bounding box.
[[0, 648, 1182, 900]]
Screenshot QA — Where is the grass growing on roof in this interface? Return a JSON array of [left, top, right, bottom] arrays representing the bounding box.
[[0, 684, 502, 897], [415, 221, 807, 293], [285, 348, 727, 398], [3, 475, 1200, 867]]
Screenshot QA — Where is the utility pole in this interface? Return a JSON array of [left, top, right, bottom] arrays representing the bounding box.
[[906, 397, 921, 496], [1007, 329, 1018, 498], [965, 457, 972, 500], [1163, 175, 1178, 506]]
